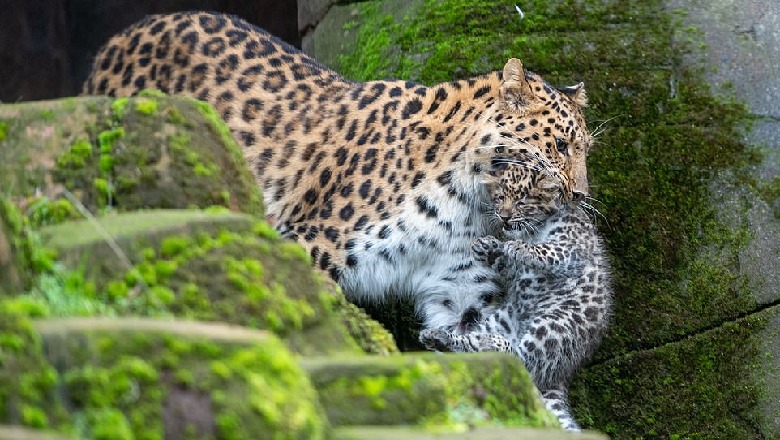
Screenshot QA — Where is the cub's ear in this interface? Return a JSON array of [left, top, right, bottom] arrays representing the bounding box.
[[561, 82, 588, 107], [500, 58, 537, 111]]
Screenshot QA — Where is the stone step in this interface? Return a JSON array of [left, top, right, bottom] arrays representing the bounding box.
[[1, 316, 328, 440], [301, 353, 557, 428], [32, 209, 394, 356]]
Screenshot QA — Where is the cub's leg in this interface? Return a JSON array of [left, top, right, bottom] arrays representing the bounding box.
[[542, 389, 581, 432], [515, 312, 584, 392]]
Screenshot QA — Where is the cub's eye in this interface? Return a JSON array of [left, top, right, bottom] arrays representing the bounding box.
[[555, 137, 568, 155]]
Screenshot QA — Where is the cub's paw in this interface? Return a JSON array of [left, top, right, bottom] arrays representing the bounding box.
[[472, 236, 504, 266], [419, 328, 455, 352]]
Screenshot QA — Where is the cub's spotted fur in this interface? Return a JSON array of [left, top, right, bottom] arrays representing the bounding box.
[[421, 159, 612, 430], [83, 11, 593, 330]]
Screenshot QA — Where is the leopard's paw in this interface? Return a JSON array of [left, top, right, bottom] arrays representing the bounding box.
[[419, 327, 456, 352], [472, 236, 504, 266]]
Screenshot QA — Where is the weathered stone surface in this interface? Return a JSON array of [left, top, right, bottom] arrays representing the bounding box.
[[572, 303, 780, 439], [298, 0, 338, 33], [666, 0, 780, 309], [0, 95, 263, 219], [302, 353, 556, 428], [33, 209, 376, 356], [15, 317, 328, 440], [334, 426, 609, 440]]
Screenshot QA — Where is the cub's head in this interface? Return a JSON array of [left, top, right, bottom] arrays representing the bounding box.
[[484, 155, 571, 234], [478, 58, 592, 204]]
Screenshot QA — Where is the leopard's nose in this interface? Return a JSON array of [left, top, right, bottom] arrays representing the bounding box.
[[499, 214, 511, 225], [572, 190, 587, 203]]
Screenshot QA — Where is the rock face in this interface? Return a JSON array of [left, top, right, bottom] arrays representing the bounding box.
[[297, 0, 780, 438], [0, 95, 586, 439]]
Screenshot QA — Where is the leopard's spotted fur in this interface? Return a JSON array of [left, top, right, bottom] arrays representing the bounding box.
[[83, 11, 593, 330]]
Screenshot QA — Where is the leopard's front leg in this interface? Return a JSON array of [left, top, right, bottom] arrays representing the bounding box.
[[419, 327, 516, 354]]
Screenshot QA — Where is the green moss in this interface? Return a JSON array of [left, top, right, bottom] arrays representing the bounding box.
[[39, 109, 56, 121], [1, 198, 58, 295], [160, 236, 190, 258], [98, 127, 124, 153], [111, 98, 129, 120], [253, 221, 279, 240], [25, 197, 79, 227], [756, 175, 780, 219], [20, 320, 328, 439], [135, 98, 158, 116], [333, 297, 398, 355], [86, 409, 134, 440], [57, 139, 93, 168], [138, 89, 167, 98], [0, 303, 64, 431], [0, 121, 7, 141], [166, 107, 187, 125], [571, 309, 770, 439]]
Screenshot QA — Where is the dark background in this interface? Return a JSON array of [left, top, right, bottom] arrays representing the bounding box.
[[0, 0, 299, 102]]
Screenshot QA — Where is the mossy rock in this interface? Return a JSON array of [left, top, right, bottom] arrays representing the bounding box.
[[0, 303, 62, 433], [31, 209, 395, 356], [334, 425, 608, 440], [301, 353, 557, 429], [4, 317, 327, 440], [570, 302, 780, 439], [0, 95, 262, 221]]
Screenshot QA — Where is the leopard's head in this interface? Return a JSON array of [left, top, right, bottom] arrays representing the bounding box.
[[484, 155, 571, 234], [476, 58, 592, 205]]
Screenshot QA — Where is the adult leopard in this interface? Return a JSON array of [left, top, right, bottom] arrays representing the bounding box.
[[83, 11, 593, 331]]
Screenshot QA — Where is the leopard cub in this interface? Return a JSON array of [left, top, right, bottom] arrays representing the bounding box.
[[420, 160, 613, 431]]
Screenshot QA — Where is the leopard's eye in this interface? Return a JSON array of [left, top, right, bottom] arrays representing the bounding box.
[[555, 137, 568, 155]]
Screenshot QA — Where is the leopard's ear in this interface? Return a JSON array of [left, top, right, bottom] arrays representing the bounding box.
[[561, 82, 588, 107], [500, 58, 537, 111]]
